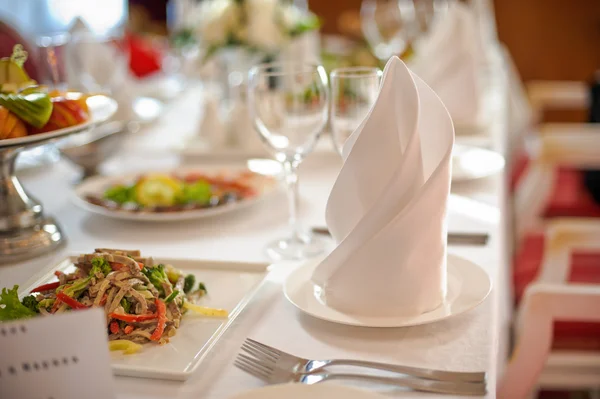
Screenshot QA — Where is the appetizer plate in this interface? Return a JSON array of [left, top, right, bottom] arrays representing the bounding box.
[[284, 254, 491, 328], [20, 256, 270, 381], [452, 144, 505, 183], [228, 384, 385, 399], [73, 166, 279, 222], [0, 94, 118, 148]]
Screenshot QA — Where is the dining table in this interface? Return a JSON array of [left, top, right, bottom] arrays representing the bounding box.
[[2, 47, 513, 398]]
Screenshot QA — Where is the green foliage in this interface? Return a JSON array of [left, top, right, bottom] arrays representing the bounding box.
[[198, 282, 208, 295], [104, 185, 135, 204], [21, 295, 39, 314], [142, 264, 171, 296], [183, 274, 196, 294], [165, 290, 180, 303], [121, 298, 132, 314], [62, 278, 91, 298], [90, 257, 112, 276], [176, 181, 212, 205], [0, 286, 36, 321]]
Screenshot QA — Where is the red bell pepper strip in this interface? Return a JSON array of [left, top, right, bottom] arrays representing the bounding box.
[[108, 312, 158, 323], [110, 262, 127, 271], [30, 281, 61, 293], [109, 321, 120, 334], [56, 292, 88, 310], [124, 325, 134, 334], [150, 299, 166, 341], [51, 298, 62, 313]]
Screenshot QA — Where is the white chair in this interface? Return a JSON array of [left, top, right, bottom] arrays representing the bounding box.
[[513, 126, 600, 244], [500, 78, 600, 398], [527, 80, 589, 122], [498, 218, 600, 399]]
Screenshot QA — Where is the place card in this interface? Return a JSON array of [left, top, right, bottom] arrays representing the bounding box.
[[0, 308, 115, 399]]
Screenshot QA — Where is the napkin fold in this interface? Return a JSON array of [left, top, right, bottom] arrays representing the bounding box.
[[311, 56, 454, 318], [409, 2, 483, 128], [65, 18, 134, 121]]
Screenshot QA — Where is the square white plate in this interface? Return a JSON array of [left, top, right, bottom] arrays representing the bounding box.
[[20, 256, 269, 381]]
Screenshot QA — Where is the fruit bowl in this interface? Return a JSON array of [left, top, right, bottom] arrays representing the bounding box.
[[0, 94, 117, 263]]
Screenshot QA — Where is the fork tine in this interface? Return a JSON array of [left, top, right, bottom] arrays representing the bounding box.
[[234, 359, 270, 382], [235, 355, 273, 380], [241, 342, 278, 363], [237, 353, 274, 374], [246, 338, 282, 358]]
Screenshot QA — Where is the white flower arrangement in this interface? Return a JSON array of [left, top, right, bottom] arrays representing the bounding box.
[[190, 0, 320, 60]]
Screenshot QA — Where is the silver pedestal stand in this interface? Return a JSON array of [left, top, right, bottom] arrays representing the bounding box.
[[0, 95, 117, 263], [0, 141, 64, 262]]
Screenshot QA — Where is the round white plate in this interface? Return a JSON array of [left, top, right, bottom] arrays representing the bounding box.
[[73, 166, 278, 222], [0, 94, 118, 148], [452, 144, 505, 182], [284, 254, 491, 328], [227, 384, 384, 399]]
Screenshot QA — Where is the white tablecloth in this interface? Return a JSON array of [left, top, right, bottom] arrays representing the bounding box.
[[2, 52, 511, 399]]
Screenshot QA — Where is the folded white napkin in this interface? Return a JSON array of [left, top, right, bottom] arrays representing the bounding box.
[[66, 18, 134, 121], [409, 2, 483, 128], [311, 56, 455, 318]]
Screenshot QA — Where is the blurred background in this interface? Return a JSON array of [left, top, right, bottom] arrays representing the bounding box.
[[2, 0, 599, 101], [1, 2, 600, 398]]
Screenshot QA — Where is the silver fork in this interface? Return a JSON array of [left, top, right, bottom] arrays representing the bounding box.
[[241, 338, 485, 383], [235, 353, 487, 396]]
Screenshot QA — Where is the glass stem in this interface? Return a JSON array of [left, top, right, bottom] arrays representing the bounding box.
[[283, 159, 302, 242]]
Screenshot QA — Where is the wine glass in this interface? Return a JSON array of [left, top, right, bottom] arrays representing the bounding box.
[[248, 62, 329, 261], [360, 0, 419, 63], [67, 30, 129, 96], [410, 0, 449, 46], [330, 67, 382, 154], [36, 33, 71, 90]]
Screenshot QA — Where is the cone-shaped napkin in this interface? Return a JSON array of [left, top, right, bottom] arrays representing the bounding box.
[[66, 18, 135, 121], [311, 57, 454, 318], [409, 2, 483, 127]]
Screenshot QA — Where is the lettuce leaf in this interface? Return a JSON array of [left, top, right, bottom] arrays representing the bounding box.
[[0, 285, 36, 321]]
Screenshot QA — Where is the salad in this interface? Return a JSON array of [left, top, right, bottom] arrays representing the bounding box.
[[0, 249, 227, 354], [85, 172, 259, 213]]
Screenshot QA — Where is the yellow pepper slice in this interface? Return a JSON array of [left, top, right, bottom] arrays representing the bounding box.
[[183, 301, 229, 318], [135, 174, 182, 207], [108, 340, 143, 355]]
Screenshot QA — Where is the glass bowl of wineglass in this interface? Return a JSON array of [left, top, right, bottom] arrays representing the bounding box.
[[248, 62, 329, 261]]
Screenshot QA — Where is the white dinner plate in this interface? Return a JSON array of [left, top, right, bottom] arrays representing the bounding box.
[[284, 254, 491, 328], [19, 255, 270, 381], [227, 383, 384, 399], [452, 144, 505, 182], [0, 94, 118, 148], [73, 166, 279, 222]]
